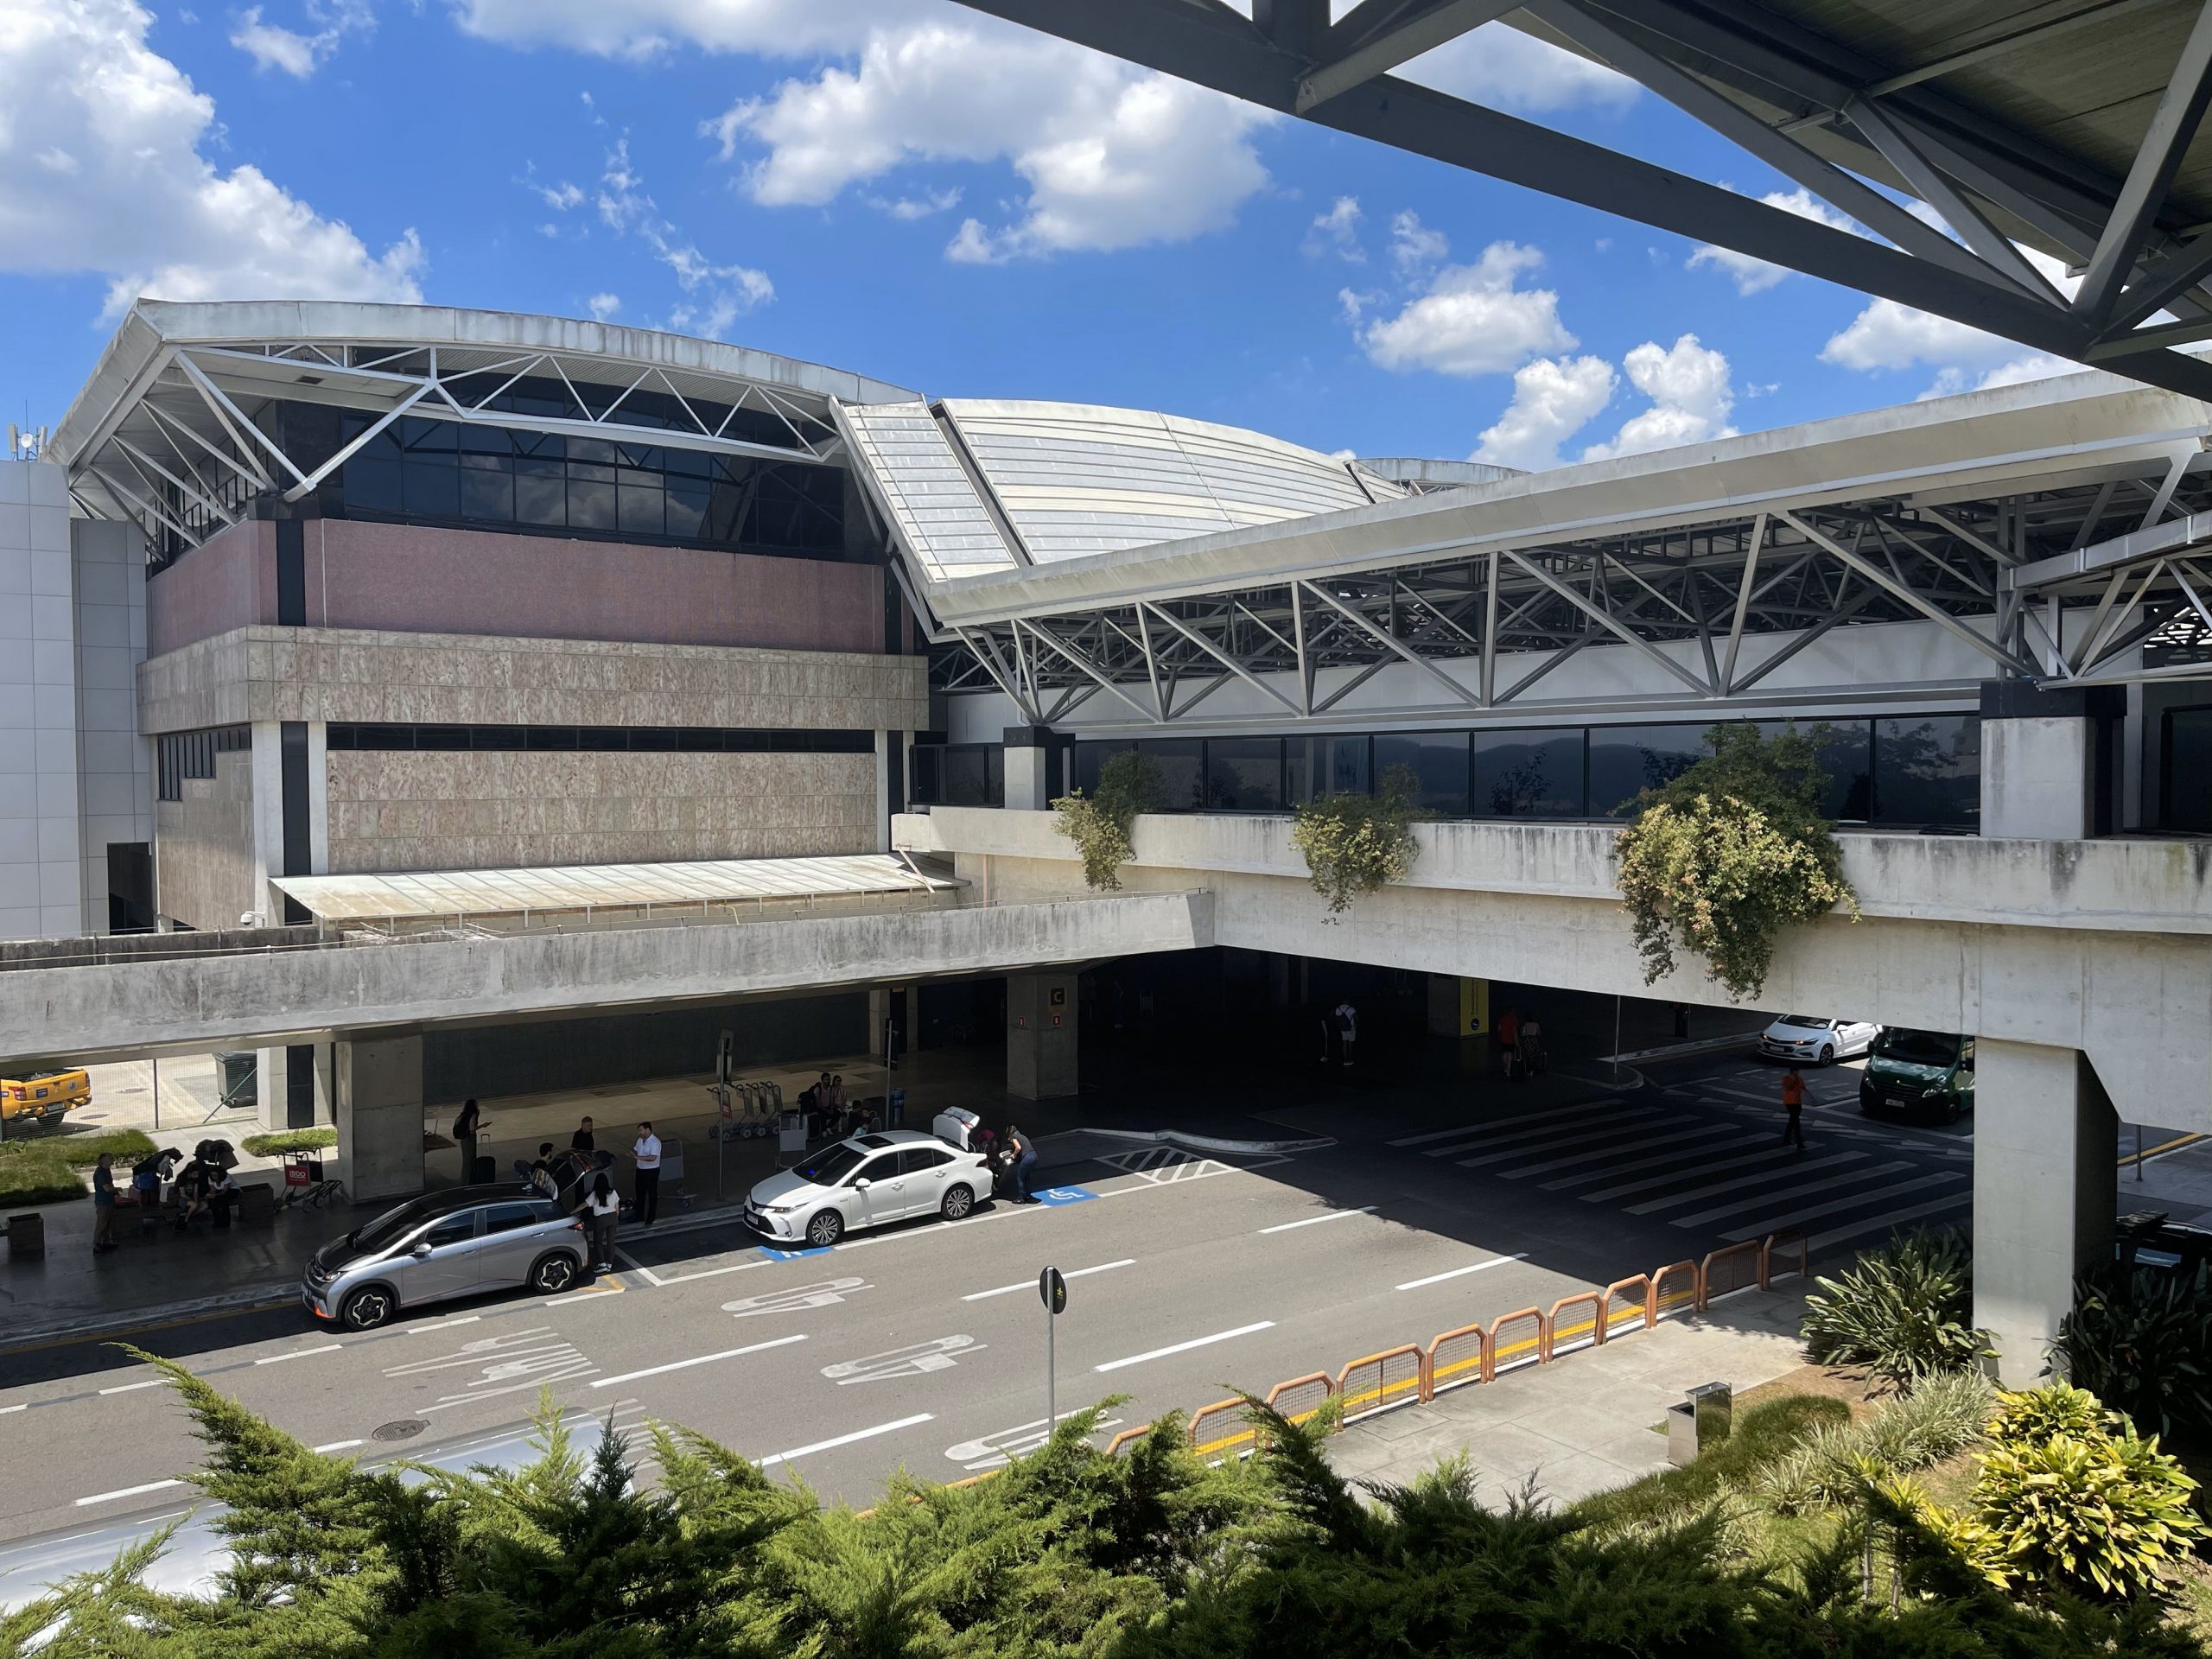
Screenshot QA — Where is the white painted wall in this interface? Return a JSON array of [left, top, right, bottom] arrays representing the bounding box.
[[0, 460, 84, 940], [72, 518, 153, 932]]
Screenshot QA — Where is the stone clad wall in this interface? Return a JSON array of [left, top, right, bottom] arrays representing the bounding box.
[[325, 749, 877, 872], [156, 747, 258, 932]]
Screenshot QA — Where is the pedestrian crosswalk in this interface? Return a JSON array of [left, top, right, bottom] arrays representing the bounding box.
[[1392, 1091, 1969, 1258]]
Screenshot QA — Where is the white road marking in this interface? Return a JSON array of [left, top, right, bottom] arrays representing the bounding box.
[[312, 1440, 365, 1453], [1421, 1105, 1656, 1161], [724, 1277, 869, 1318], [945, 1411, 1123, 1470], [1389, 1125, 1502, 1147], [1094, 1321, 1275, 1374], [823, 1335, 982, 1384], [963, 1259, 1134, 1301], [589, 1333, 808, 1389], [1492, 1123, 1742, 1180], [655, 1256, 771, 1287], [611, 1248, 666, 1288], [759, 1412, 935, 1468], [1721, 1171, 1965, 1241], [1395, 1253, 1529, 1292], [1573, 1143, 1844, 1203], [1671, 1161, 1914, 1228], [74, 1479, 184, 1507], [1452, 1112, 1665, 1169], [0, 1404, 25, 1415], [384, 1326, 598, 1409], [1624, 1151, 1866, 1215], [408, 1315, 480, 1334], [98, 1379, 162, 1395], [1259, 1207, 1378, 1234], [1813, 1192, 1972, 1253], [254, 1343, 342, 1365]]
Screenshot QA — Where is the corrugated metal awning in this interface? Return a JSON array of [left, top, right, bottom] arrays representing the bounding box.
[[271, 855, 961, 924]]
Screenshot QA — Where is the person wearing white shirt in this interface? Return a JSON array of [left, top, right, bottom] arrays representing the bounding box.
[[575, 1173, 621, 1270], [632, 1122, 663, 1226]]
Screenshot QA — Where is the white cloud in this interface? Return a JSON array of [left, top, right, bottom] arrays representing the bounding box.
[[230, 0, 372, 77], [1687, 188, 1857, 295], [1582, 334, 1736, 460], [870, 186, 962, 220], [710, 22, 1273, 262], [1388, 209, 1448, 276], [1352, 240, 1574, 377], [1472, 354, 1617, 470], [451, 0, 900, 60], [1820, 241, 2094, 396], [586, 291, 620, 321], [1303, 194, 1363, 261], [594, 140, 772, 335], [536, 181, 586, 211], [0, 0, 423, 318], [1401, 22, 1637, 113]]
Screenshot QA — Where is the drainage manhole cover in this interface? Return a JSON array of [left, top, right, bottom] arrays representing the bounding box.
[[372, 1419, 429, 1442]]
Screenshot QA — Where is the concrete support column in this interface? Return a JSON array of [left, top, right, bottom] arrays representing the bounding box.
[[334, 1034, 425, 1204], [1979, 681, 2121, 839], [247, 718, 286, 925], [254, 1041, 332, 1133], [1003, 725, 1052, 811], [1007, 971, 1077, 1100], [1973, 1038, 2116, 1384]]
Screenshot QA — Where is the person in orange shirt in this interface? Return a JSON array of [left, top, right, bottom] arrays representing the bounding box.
[[1497, 1007, 1522, 1080], [1780, 1065, 1806, 1151]]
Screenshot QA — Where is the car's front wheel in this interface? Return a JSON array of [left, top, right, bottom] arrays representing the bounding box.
[[806, 1209, 845, 1249], [1818, 1044, 1835, 1066], [941, 1184, 975, 1222], [341, 1285, 397, 1330], [530, 1252, 579, 1294]]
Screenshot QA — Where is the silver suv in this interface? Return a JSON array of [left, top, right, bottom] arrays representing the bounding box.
[[303, 1185, 588, 1330]]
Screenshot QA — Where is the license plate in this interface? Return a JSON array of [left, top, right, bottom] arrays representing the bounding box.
[[1886, 1096, 1910, 1109]]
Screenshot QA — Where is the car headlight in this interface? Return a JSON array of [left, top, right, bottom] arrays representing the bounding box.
[[760, 1203, 798, 1214]]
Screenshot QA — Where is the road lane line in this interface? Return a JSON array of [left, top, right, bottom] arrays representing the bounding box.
[[1395, 1253, 1529, 1292], [313, 1440, 365, 1453], [98, 1379, 162, 1395], [1566, 1141, 1827, 1200], [1452, 1113, 1666, 1169], [74, 1478, 185, 1507], [1094, 1321, 1274, 1373], [1425, 1105, 1655, 1160], [655, 1257, 772, 1287], [1492, 1123, 1742, 1180], [1389, 1125, 1505, 1147], [254, 1343, 342, 1365], [758, 1412, 935, 1468], [408, 1315, 480, 1334], [588, 1333, 808, 1389], [1812, 1193, 1972, 1253], [1395, 1097, 1625, 1147], [1720, 1171, 1964, 1241], [1669, 1160, 1914, 1227], [962, 1259, 1135, 1301], [1614, 1151, 1865, 1214], [612, 1248, 667, 1288], [1260, 1206, 1379, 1234], [0, 1404, 24, 1415]]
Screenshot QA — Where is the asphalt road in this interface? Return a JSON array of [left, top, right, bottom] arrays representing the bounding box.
[[0, 1040, 1991, 1596]]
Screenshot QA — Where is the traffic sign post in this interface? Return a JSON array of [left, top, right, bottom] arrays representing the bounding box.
[[1039, 1266, 1066, 1431]]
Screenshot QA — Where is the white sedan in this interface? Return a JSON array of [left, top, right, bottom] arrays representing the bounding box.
[[744, 1129, 993, 1249], [1758, 1014, 1880, 1065]]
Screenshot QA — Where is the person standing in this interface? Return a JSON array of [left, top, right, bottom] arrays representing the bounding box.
[[453, 1098, 483, 1182], [529, 1144, 557, 1199], [1497, 1006, 1522, 1080], [570, 1116, 595, 1154], [1780, 1065, 1806, 1151], [91, 1153, 117, 1255], [632, 1122, 663, 1226], [1008, 1125, 1039, 1204], [575, 1173, 620, 1272], [1335, 1000, 1358, 1070]]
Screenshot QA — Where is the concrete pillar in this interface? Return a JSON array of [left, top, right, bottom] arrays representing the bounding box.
[[1007, 971, 1077, 1100], [255, 1041, 332, 1132], [247, 718, 286, 925], [334, 1034, 425, 1203], [1973, 1038, 2116, 1385], [1979, 681, 2121, 839], [1004, 725, 1052, 811]]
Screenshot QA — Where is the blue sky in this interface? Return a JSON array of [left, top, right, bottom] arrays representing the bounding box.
[[0, 1, 2077, 467]]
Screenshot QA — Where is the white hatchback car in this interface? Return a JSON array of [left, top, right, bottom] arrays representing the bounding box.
[[1758, 1014, 1880, 1065], [744, 1129, 993, 1249]]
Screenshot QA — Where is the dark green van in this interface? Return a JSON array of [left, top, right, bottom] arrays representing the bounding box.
[[1859, 1028, 1974, 1123]]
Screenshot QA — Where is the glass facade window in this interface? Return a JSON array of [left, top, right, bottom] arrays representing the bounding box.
[[1587, 723, 1708, 818], [1758, 720, 1873, 823], [1472, 729, 1586, 817], [156, 726, 250, 802], [1314, 735, 1370, 798], [2164, 707, 2212, 832], [1205, 738, 1285, 810], [1069, 741, 1128, 798], [1373, 732, 1470, 817], [1874, 715, 1980, 830], [1135, 739, 1205, 811], [938, 746, 1004, 807], [334, 411, 849, 558]]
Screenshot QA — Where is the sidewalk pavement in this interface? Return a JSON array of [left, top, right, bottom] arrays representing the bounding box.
[[1325, 1288, 1810, 1505]]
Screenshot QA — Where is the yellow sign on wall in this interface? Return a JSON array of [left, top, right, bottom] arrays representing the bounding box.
[[1459, 977, 1491, 1037]]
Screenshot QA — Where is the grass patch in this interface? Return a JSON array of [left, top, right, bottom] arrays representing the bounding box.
[[28, 1128, 156, 1167], [0, 1147, 86, 1207], [241, 1127, 336, 1157], [1571, 1393, 1850, 1531]]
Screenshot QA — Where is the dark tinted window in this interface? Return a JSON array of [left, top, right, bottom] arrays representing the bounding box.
[[849, 1154, 897, 1186], [1071, 741, 1132, 797], [483, 1202, 550, 1235], [419, 1214, 477, 1250], [2165, 707, 2212, 832], [355, 1194, 452, 1254], [795, 1144, 865, 1186], [1472, 729, 1585, 817], [1875, 716, 1980, 829], [1136, 739, 1204, 810], [1205, 738, 1284, 810], [1373, 733, 1469, 817], [1587, 724, 1707, 818], [898, 1147, 951, 1174]]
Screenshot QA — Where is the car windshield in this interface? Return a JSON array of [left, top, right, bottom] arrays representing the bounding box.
[[1777, 1015, 1831, 1030], [794, 1143, 867, 1187], [352, 1194, 453, 1254], [1874, 1028, 1961, 1066]]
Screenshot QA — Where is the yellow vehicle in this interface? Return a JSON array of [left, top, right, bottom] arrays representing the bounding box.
[[1, 1068, 90, 1128]]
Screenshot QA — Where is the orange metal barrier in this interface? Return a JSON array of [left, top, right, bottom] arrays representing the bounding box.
[[1602, 1274, 1652, 1340], [1263, 1371, 1335, 1431], [1189, 1398, 1259, 1464], [1338, 1344, 1426, 1421], [1546, 1292, 1605, 1359], [1762, 1230, 1808, 1288], [1485, 1306, 1547, 1379], [1700, 1240, 1762, 1306], [1104, 1426, 1154, 1458], [1425, 1322, 1489, 1398], [1650, 1259, 1700, 1321]]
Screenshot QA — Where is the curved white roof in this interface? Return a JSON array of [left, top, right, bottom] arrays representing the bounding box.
[[839, 397, 1403, 580]]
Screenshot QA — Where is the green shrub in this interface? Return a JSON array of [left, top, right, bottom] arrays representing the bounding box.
[[1572, 1392, 1850, 1531], [2055, 1265, 2212, 1444], [1052, 750, 1165, 890], [241, 1128, 338, 1157], [1614, 722, 1858, 1000], [1965, 1392, 2207, 1601], [1760, 1369, 1994, 1515], [1802, 1225, 1992, 1389], [0, 1147, 85, 1206], [1289, 766, 1425, 912]]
